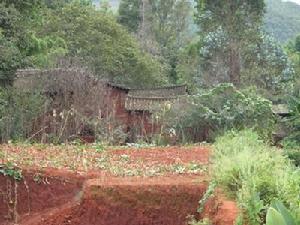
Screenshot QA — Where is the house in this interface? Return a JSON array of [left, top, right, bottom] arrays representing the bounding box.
[[106, 82, 187, 140], [14, 68, 187, 142]]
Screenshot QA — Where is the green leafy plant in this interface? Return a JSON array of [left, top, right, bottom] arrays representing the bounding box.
[[0, 87, 46, 143], [197, 181, 216, 213], [163, 84, 274, 143], [266, 201, 296, 225], [212, 130, 300, 225], [0, 162, 23, 181], [92, 142, 105, 153]]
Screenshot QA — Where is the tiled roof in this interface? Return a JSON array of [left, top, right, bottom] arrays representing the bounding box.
[[272, 104, 291, 116], [125, 96, 178, 112], [125, 85, 187, 112], [14, 69, 187, 112]]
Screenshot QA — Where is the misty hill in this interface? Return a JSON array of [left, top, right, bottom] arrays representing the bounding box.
[[265, 0, 300, 42]]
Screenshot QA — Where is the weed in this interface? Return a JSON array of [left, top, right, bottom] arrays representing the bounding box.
[[266, 200, 297, 225], [33, 173, 43, 184], [119, 154, 130, 162], [197, 181, 216, 213], [92, 142, 105, 153], [213, 130, 300, 225], [187, 215, 211, 225], [0, 162, 22, 181]]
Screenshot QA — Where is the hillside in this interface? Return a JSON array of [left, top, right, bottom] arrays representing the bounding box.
[[265, 0, 300, 42]]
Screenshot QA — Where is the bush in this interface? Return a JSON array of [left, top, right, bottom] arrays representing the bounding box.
[[212, 130, 300, 225], [162, 84, 275, 143], [0, 87, 46, 142], [281, 141, 300, 167], [283, 96, 300, 144]]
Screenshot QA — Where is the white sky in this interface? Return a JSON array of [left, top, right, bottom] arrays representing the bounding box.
[[283, 0, 300, 5]]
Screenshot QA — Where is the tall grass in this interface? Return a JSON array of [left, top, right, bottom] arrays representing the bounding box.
[[212, 130, 300, 225]]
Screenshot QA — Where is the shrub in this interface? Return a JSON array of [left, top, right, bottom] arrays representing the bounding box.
[[213, 130, 300, 225], [282, 140, 300, 167], [283, 96, 300, 144], [163, 84, 275, 143], [0, 87, 46, 142]]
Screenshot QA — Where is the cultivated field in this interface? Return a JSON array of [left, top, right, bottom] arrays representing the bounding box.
[[0, 145, 237, 225]]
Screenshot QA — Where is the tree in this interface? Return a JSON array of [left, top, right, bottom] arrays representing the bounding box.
[[195, 0, 266, 86], [176, 41, 202, 92], [1, 0, 42, 14], [0, 0, 68, 76], [118, 0, 141, 33], [295, 35, 300, 53], [149, 0, 193, 82], [286, 34, 300, 97], [0, 34, 22, 86], [119, 0, 194, 83], [45, 1, 167, 87], [242, 33, 294, 93]]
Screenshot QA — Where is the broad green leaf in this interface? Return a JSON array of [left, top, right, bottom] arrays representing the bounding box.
[[266, 208, 287, 225]]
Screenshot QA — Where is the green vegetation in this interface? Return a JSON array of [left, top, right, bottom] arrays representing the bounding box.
[[0, 162, 22, 181], [265, 0, 300, 43], [118, 0, 193, 83], [187, 217, 211, 225], [0, 144, 207, 177], [0, 88, 46, 142], [0, 1, 300, 224], [163, 84, 274, 142], [266, 201, 297, 225], [212, 130, 300, 225], [0, 0, 167, 88], [44, 1, 167, 87], [99, 0, 300, 44]]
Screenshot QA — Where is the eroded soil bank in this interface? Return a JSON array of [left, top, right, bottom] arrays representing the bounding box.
[[0, 146, 238, 225]]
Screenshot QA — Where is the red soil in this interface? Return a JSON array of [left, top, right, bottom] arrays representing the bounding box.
[[111, 146, 210, 165], [0, 146, 238, 225], [0, 170, 83, 225]]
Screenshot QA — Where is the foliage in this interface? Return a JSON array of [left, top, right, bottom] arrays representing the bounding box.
[[281, 95, 300, 167], [282, 141, 300, 167], [266, 201, 296, 225], [187, 217, 211, 225], [0, 0, 68, 84], [195, 0, 265, 86], [118, 0, 194, 83], [286, 34, 300, 97], [242, 33, 294, 93], [118, 0, 141, 33], [45, 1, 166, 87], [0, 33, 22, 86], [0, 87, 46, 142], [176, 41, 201, 92], [264, 0, 300, 43], [163, 84, 274, 143], [0, 162, 22, 181], [213, 130, 300, 225], [197, 181, 216, 213], [284, 96, 300, 144]]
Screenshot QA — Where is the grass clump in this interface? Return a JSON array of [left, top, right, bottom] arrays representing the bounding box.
[[212, 130, 300, 225]]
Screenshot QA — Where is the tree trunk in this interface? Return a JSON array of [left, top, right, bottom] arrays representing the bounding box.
[[228, 44, 241, 86]]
